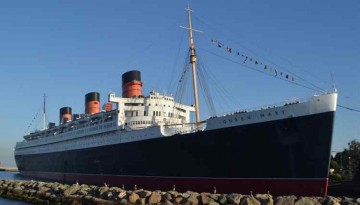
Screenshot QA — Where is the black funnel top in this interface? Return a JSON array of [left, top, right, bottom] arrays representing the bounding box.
[[122, 70, 141, 86], [60, 107, 72, 115], [85, 92, 100, 103]]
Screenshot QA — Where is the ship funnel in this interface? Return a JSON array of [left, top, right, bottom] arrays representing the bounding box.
[[85, 92, 100, 114], [122, 70, 143, 98], [59, 107, 72, 124], [104, 102, 113, 112]]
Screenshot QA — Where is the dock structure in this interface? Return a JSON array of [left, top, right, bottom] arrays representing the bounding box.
[[0, 163, 18, 172]]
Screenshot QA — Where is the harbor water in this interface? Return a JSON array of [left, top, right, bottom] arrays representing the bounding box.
[[0, 171, 31, 205]]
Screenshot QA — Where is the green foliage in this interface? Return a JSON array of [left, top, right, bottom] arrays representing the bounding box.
[[330, 160, 340, 171], [329, 173, 342, 181], [332, 139, 360, 181]]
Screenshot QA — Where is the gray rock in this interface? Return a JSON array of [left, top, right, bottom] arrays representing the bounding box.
[[83, 195, 93, 202], [135, 188, 144, 192], [63, 184, 81, 196], [12, 187, 23, 196], [149, 191, 162, 204], [187, 193, 199, 205], [99, 186, 110, 196], [201, 192, 214, 204], [90, 197, 115, 205], [109, 186, 124, 193], [183, 193, 191, 199], [138, 190, 152, 198], [89, 186, 101, 196], [77, 188, 89, 196], [120, 198, 128, 204], [28, 189, 37, 197], [240, 196, 261, 205], [44, 192, 51, 199], [67, 195, 82, 205], [209, 194, 221, 201], [162, 200, 173, 205], [118, 191, 127, 199], [138, 197, 146, 205], [107, 191, 113, 199], [255, 194, 273, 205], [50, 193, 61, 202], [32, 198, 47, 204], [218, 195, 228, 205], [209, 202, 220, 205], [175, 196, 184, 204], [164, 193, 172, 201], [38, 186, 50, 193], [129, 192, 140, 203], [186, 191, 200, 196], [343, 197, 354, 202], [167, 190, 178, 196], [275, 196, 297, 205], [57, 184, 69, 193], [324, 196, 341, 205], [340, 199, 357, 205], [35, 190, 46, 198], [227, 193, 243, 205], [294, 197, 321, 205]]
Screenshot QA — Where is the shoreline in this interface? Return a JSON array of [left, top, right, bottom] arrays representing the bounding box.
[[1, 179, 359, 205], [0, 167, 18, 172]]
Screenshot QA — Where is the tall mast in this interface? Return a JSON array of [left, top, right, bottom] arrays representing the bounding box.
[[184, 4, 201, 125], [43, 94, 46, 130]]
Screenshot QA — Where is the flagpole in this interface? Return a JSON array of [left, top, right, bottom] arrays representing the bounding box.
[[185, 4, 201, 125], [43, 94, 46, 130]]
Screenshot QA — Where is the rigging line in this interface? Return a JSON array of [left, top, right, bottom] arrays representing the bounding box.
[[24, 106, 42, 134], [196, 64, 216, 116], [200, 47, 323, 93], [337, 105, 360, 113], [194, 15, 326, 84], [197, 54, 241, 113], [194, 16, 258, 55], [175, 50, 191, 102], [211, 37, 325, 92], [174, 53, 191, 122], [197, 56, 243, 109], [195, 52, 216, 115], [167, 30, 186, 92], [198, 66, 216, 114], [194, 16, 327, 91]]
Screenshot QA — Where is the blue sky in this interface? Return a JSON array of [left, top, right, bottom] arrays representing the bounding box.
[[0, 0, 359, 166]]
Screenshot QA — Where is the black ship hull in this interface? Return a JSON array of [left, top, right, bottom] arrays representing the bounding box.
[[15, 111, 335, 196]]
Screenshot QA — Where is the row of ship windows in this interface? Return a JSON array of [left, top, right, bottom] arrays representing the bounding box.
[[21, 130, 149, 154], [125, 121, 153, 126], [149, 96, 174, 101], [25, 132, 113, 153], [125, 111, 181, 118], [125, 102, 179, 109], [26, 117, 115, 140]]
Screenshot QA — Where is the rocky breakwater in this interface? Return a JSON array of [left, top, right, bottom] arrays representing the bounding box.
[[1, 179, 359, 205]]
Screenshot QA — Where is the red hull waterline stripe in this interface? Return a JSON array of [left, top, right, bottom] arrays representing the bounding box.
[[21, 171, 328, 196]]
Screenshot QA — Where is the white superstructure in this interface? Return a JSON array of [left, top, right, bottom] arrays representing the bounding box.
[[109, 90, 195, 130]]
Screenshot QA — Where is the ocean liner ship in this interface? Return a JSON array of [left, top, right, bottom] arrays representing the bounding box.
[[15, 5, 337, 196]]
